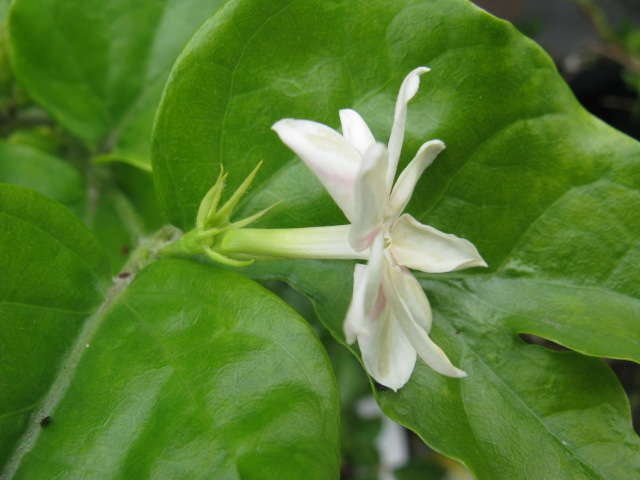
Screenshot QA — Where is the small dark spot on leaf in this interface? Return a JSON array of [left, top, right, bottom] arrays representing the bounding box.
[[118, 272, 130, 279], [39, 416, 53, 428], [455, 330, 461, 334], [121, 246, 130, 255]]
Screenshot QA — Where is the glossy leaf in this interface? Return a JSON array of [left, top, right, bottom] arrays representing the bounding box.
[[1, 186, 339, 478], [151, 0, 640, 477], [8, 0, 227, 168], [0, 184, 111, 469], [244, 259, 640, 479]]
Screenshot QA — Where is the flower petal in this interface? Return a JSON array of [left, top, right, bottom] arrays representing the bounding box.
[[272, 118, 360, 221], [339, 109, 376, 157], [358, 302, 417, 391], [386, 66, 430, 186], [390, 214, 487, 273], [384, 252, 432, 332], [388, 140, 445, 217], [344, 264, 372, 344], [344, 235, 385, 343], [385, 263, 467, 378], [349, 143, 389, 251]]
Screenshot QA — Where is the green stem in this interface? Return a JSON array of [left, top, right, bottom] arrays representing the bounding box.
[[0, 225, 179, 478], [156, 229, 204, 258], [108, 187, 147, 241]]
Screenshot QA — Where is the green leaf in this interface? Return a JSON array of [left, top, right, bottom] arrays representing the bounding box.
[[0, 142, 167, 274], [86, 164, 168, 274], [244, 259, 640, 479], [151, 0, 640, 477], [1, 185, 339, 477], [0, 0, 13, 101], [0, 184, 111, 468], [0, 141, 85, 214], [8, 0, 227, 168]]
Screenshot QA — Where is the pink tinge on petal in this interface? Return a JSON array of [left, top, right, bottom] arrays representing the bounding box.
[[357, 301, 417, 391], [351, 224, 382, 252], [344, 237, 385, 343], [349, 143, 389, 251], [367, 284, 387, 326], [272, 118, 360, 221], [344, 264, 370, 344]]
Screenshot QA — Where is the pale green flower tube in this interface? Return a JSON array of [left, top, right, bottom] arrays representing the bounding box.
[[217, 225, 369, 261]]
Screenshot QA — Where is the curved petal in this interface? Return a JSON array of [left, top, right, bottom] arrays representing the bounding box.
[[339, 109, 376, 157], [344, 235, 385, 343], [384, 252, 432, 332], [390, 214, 487, 273], [349, 143, 388, 251], [388, 140, 445, 218], [386, 66, 430, 186], [272, 118, 360, 220], [344, 264, 372, 344], [358, 302, 417, 391], [385, 263, 467, 378]]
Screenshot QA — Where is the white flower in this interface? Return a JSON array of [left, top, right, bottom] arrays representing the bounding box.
[[273, 67, 486, 390]]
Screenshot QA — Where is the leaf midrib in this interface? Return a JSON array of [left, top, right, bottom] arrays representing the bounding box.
[[0, 276, 128, 479]]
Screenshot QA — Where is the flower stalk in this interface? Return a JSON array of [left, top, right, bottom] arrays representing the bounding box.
[[157, 163, 365, 265]]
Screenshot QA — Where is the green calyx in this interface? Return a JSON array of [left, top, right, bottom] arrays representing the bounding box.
[[158, 162, 278, 266]]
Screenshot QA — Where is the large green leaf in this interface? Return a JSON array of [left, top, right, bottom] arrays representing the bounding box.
[[0, 138, 167, 273], [8, 0, 227, 169], [244, 259, 640, 479], [0, 186, 339, 478], [0, 184, 111, 469], [151, 0, 640, 477]]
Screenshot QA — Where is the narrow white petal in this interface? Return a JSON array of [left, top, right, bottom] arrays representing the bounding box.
[[386, 67, 430, 186], [344, 235, 385, 343], [388, 140, 445, 217], [344, 264, 372, 344], [349, 143, 388, 251], [387, 253, 432, 332], [390, 214, 487, 273], [385, 263, 467, 378], [358, 303, 417, 391], [272, 118, 360, 220], [340, 109, 377, 157]]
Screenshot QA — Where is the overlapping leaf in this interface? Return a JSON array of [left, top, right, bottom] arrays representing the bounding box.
[[151, 0, 640, 477], [0, 184, 110, 469], [0, 186, 339, 478], [9, 0, 227, 169]]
